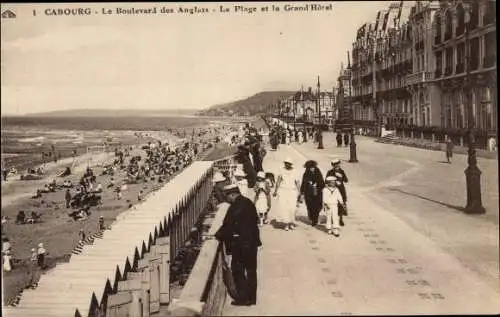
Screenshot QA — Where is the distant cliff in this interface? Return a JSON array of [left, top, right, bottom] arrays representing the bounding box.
[[198, 91, 295, 116]]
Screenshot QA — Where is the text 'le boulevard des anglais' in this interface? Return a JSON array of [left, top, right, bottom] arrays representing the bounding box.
[[40, 4, 333, 17]]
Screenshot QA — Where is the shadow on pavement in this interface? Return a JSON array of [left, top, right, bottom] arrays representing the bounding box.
[[437, 160, 451, 164], [388, 188, 466, 213], [269, 219, 287, 230]]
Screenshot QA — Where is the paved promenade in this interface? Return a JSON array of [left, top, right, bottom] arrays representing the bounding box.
[[224, 139, 499, 316]]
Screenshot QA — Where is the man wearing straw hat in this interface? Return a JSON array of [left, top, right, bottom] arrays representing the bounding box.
[[273, 157, 302, 231], [215, 184, 261, 306], [233, 165, 252, 200]]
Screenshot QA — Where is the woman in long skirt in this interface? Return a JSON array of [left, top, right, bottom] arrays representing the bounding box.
[[273, 157, 301, 231], [299, 160, 325, 226]]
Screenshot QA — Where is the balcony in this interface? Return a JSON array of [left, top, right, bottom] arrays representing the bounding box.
[[483, 54, 496, 68], [405, 71, 434, 86], [456, 63, 464, 74], [444, 66, 452, 76]]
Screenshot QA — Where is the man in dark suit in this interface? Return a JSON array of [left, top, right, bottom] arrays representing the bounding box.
[[215, 184, 261, 306], [236, 145, 257, 188]]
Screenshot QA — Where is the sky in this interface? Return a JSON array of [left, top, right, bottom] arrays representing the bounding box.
[[2, 1, 399, 115]]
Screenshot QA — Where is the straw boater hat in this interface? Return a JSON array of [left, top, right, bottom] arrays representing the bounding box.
[[257, 171, 265, 179], [212, 172, 226, 183], [234, 168, 246, 177], [284, 157, 293, 164], [331, 158, 341, 165]]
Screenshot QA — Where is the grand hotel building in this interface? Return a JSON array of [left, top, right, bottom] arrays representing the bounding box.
[[349, 0, 496, 145]]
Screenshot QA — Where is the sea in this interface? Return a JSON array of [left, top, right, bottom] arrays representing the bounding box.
[[0, 115, 236, 171]]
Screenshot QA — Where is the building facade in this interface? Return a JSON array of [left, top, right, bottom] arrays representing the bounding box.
[[349, 0, 496, 145], [351, 1, 413, 133], [432, 0, 496, 137], [406, 1, 441, 128]]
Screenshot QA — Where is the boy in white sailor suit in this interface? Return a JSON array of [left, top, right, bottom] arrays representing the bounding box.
[[322, 176, 345, 237]]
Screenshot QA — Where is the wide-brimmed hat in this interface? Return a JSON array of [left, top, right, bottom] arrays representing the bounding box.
[[257, 171, 265, 179], [331, 158, 341, 165], [304, 160, 317, 169], [223, 183, 240, 194], [284, 157, 293, 164], [212, 172, 226, 183]]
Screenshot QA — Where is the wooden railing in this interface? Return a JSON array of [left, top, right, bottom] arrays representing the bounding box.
[[168, 154, 238, 317], [169, 203, 229, 317], [101, 162, 215, 317]]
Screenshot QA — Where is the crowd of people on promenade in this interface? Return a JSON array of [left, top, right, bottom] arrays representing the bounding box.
[[1, 125, 236, 277], [212, 119, 351, 307], [267, 121, 352, 150]]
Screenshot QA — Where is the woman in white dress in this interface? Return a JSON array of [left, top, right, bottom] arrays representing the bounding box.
[[3, 250, 12, 272], [273, 157, 302, 231], [285, 131, 291, 145], [298, 130, 303, 144], [254, 171, 271, 225]]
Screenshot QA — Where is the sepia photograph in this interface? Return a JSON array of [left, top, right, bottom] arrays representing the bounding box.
[[1, 1, 498, 316]]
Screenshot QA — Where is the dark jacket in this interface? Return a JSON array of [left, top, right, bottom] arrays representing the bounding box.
[[215, 195, 262, 251], [236, 151, 257, 188], [300, 168, 325, 204], [325, 168, 348, 183], [325, 167, 348, 202]]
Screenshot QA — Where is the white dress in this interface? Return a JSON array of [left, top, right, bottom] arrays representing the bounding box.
[[254, 181, 270, 213], [275, 167, 301, 223]]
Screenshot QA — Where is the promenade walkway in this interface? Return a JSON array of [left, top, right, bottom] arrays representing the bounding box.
[[223, 142, 499, 316]]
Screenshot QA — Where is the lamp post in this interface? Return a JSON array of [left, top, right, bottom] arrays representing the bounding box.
[[463, 20, 485, 214], [301, 86, 308, 143], [317, 75, 324, 149], [293, 96, 298, 142], [348, 51, 358, 163]]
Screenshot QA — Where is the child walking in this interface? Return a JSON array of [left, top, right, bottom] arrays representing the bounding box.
[[254, 171, 271, 225], [323, 176, 346, 237]]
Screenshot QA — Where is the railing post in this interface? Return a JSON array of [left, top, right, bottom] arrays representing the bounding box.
[[155, 237, 171, 305]]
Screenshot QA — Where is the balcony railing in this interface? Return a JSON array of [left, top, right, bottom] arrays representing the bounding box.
[[404, 71, 434, 86], [456, 63, 464, 74], [483, 54, 496, 68]]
